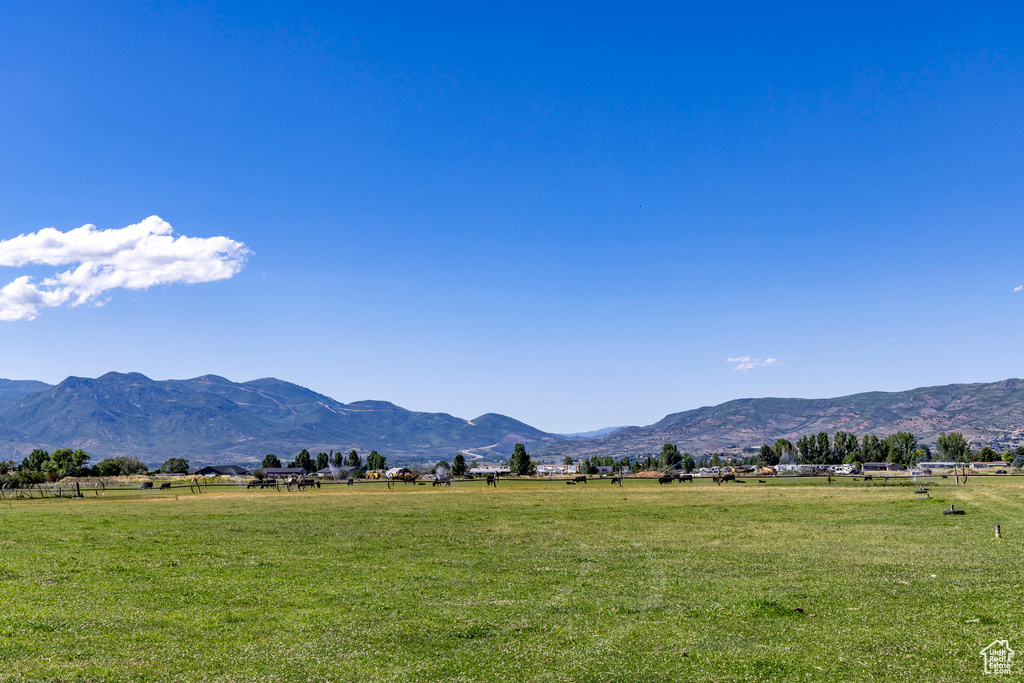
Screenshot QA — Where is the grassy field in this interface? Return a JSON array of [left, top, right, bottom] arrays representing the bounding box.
[[1, 476, 1021, 682]]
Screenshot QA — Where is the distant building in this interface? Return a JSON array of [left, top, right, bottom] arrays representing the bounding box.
[[862, 462, 906, 471], [916, 461, 957, 470], [318, 466, 356, 479], [195, 465, 248, 477], [470, 466, 510, 475], [971, 461, 1006, 469], [535, 464, 581, 475], [262, 467, 307, 478]]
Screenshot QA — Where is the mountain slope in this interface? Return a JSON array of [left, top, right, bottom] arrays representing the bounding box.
[[0, 379, 53, 413], [0, 373, 556, 465], [532, 379, 1024, 460]]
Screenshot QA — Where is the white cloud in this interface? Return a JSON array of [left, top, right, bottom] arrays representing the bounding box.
[[726, 355, 782, 372], [0, 216, 249, 321], [1015, 285, 1023, 292]]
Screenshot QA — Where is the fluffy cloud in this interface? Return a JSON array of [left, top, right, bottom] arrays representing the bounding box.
[[1015, 285, 1023, 292], [0, 216, 249, 321], [727, 356, 782, 372]]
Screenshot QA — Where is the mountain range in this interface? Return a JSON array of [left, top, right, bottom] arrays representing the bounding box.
[[532, 378, 1024, 460], [0, 373, 555, 466], [1, 374, 1023, 466]]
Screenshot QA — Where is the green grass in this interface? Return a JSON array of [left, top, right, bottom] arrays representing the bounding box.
[[1, 477, 1022, 681]]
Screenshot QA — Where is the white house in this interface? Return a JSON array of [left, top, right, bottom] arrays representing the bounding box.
[[535, 464, 581, 476], [469, 466, 510, 475]]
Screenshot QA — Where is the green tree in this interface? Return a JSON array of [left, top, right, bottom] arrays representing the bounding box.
[[936, 432, 970, 463], [711, 453, 721, 467], [316, 452, 329, 471], [832, 432, 859, 464], [345, 450, 362, 468], [509, 443, 532, 476], [365, 450, 386, 471], [758, 443, 779, 467], [159, 458, 190, 474], [435, 460, 451, 475], [49, 448, 90, 476], [19, 449, 50, 472], [815, 432, 832, 465], [262, 454, 281, 469], [562, 455, 573, 466], [977, 446, 998, 463], [94, 456, 148, 477], [290, 449, 315, 472], [680, 453, 696, 473], [452, 453, 467, 477], [796, 435, 814, 464], [330, 451, 345, 468], [1004, 450, 1015, 466], [884, 431, 917, 466], [773, 439, 795, 463], [659, 443, 682, 469], [861, 434, 884, 462]]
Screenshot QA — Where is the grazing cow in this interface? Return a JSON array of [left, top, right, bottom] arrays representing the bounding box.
[[681, 474, 693, 482], [735, 479, 746, 483], [658, 475, 673, 484], [573, 475, 587, 484], [864, 475, 873, 481], [722, 473, 736, 482], [566, 481, 576, 485], [159, 482, 171, 490], [758, 479, 766, 484], [486, 474, 495, 487], [347, 478, 354, 486]]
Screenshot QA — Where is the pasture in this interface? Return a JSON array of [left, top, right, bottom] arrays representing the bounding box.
[[1, 476, 1021, 682]]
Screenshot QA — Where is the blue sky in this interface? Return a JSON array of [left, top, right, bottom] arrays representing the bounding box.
[[1, 1, 1023, 432]]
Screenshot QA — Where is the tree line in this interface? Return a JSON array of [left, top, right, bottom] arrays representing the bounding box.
[[259, 448, 388, 474], [579, 444, 697, 475], [757, 430, 1024, 467], [0, 448, 152, 485]]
